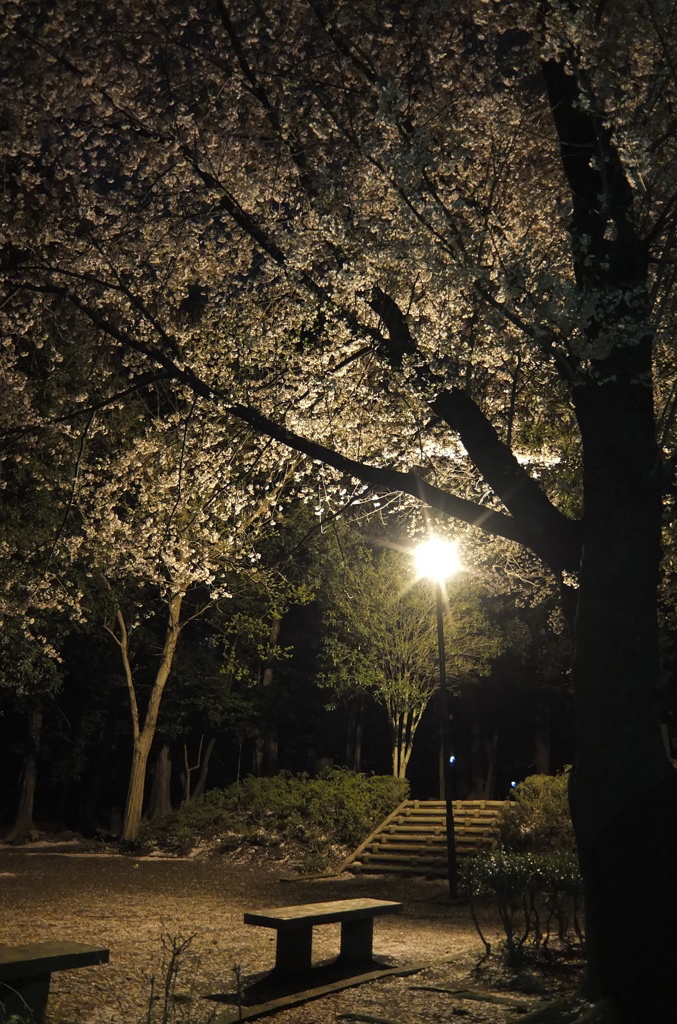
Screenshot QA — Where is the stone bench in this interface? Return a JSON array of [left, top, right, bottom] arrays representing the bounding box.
[[244, 897, 403, 979], [0, 941, 109, 1024]]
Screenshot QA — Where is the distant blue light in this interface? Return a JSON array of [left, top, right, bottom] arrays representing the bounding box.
[[448, 755, 456, 765], [510, 780, 517, 788]]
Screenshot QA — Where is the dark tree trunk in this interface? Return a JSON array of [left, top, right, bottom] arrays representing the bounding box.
[[188, 736, 215, 803], [264, 731, 278, 775], [252, 733, 264, 776], [7, 707, 43, 839], [345, 698, 363, 771], [253, 730, 278, 776], [148, 743, 173, 821], [256, 615, 281, 776], [537, 47, 677, 1019], [534, 703, 551, 775], [78, 695, 119, 835], [570, 350, 677, 1022]]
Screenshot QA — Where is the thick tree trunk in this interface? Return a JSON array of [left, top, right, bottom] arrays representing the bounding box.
[[122, 737, 153, 838], [537, 47, 677, 1019], [7, 707, 43, 839], [264, 731, 278, 775], [148, 743, 173, 820], [571, 357, 677, 1022]]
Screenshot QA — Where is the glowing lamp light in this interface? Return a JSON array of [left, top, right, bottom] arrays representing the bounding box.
[[413, 537, 463, 585]]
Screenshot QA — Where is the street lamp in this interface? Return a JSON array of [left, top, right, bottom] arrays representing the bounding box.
[[414, 536, 462, 898]]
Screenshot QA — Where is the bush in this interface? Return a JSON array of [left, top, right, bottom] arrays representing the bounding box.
[[461, 771, 583, 961], [460, 850, 584, 959], [498, 770, 576, 853], [139, 769, 409, 869]]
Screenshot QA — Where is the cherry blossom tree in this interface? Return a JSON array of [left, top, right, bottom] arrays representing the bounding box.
[[74, 398, 296, 841], [3, 2, 677, 1017]]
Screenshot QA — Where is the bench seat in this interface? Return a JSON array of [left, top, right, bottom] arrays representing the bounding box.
[[0, 941, 109, 1024], [244, 898, 402, 978]]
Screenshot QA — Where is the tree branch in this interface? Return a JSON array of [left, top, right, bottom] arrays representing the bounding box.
[[16, 284, 580, 572], [541, 54, 644, 288], [227, 400, 581, 572], [429, 388, 579, 557], [115, 608, 140, 744]]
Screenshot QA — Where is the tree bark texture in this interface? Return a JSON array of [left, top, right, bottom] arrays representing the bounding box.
[[345, 698, 363, 772], [389, 707, 422, 779], [148, 743, 173, 821], [7, 707, 43, 840], [535, 48, 677, 1020], [119, 591, 184, 842], [569, 369, 677, 1022]]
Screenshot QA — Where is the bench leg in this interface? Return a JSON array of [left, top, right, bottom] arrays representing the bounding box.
[[339, 918, 374, 964], [0, 972, 51, 1024], [273, 924, 313, 976]]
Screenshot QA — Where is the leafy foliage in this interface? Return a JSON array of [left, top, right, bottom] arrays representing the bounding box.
[[0, 616, 63, 705], [139, 768, 408, 870], [498, 771, 576, 853], [460, 849, 584, 960], [462, 771, 582, 960], [318, 525, 503, 776]]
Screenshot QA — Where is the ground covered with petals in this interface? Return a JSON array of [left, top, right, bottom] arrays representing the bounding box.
[[0, 844, 584, 1024]]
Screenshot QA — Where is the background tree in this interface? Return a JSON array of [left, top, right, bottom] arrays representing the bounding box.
[[319, 527, 502, 779], [0, 616, 63, 838], [73, 398, 296, 841]]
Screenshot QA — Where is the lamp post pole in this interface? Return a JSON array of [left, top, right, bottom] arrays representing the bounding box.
[[436, 583, 458, 899], [414, 536, 461, 900]]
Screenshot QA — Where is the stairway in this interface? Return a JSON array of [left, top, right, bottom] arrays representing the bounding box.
[[340, 798, 508, 878]]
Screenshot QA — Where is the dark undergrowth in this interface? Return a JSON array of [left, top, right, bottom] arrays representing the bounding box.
[[136, 768, 409, 872]]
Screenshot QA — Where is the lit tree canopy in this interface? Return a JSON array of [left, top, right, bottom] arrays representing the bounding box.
[[2, 0, 601, 568]]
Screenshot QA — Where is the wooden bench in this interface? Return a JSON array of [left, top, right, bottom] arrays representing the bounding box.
[[243, 898, 403, 979], [0, 941, 109, 1024]]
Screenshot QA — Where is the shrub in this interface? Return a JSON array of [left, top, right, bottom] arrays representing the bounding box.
[[139, 769, 408, 869], [461, 770, 583, 961], [460, 850, 584, 960], [498, 770, 576, 853]]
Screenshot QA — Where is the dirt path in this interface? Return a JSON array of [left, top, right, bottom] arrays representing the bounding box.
[[0, 849, 579, 1024]]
